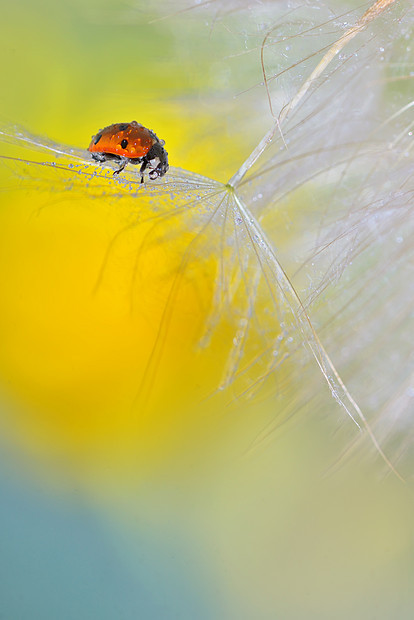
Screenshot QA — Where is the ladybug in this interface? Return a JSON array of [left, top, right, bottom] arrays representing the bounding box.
[[88, 121, 169, 183]]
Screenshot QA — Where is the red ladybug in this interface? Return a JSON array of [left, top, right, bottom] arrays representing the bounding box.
[[88, 121, 169, 183]]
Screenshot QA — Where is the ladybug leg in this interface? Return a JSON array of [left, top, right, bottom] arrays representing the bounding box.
[[145, 142, 169, 180], [139, 158, 148, 184], [91, 152, 106, 164], [113, 157, 128, 176]]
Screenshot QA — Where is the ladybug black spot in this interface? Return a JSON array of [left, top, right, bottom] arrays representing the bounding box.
[[121, 139, 128, 149], [118, 124, 129, 131], [94, 133, 102, 145]]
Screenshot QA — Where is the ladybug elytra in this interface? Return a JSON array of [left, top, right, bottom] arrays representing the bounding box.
[[88, 121, 169, 183]]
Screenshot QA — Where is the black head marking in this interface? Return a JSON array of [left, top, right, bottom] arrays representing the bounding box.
[[118, 123, 129, 131], [94, 133, 102, 145], [121, 139, 128, 149]]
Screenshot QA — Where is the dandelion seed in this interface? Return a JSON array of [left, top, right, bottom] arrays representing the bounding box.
[[0, 0, 411, 478]]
